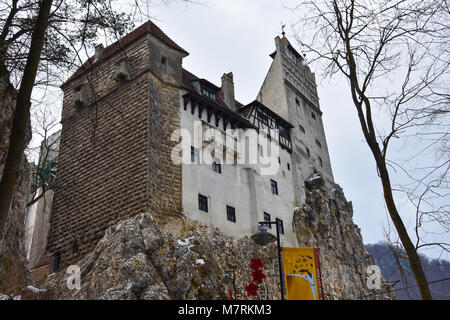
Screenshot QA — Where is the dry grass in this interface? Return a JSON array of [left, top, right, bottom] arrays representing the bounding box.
[[0, 252, 57, 300]]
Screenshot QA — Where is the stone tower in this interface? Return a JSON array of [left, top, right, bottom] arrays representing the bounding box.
[[46, 21, 188, 268], [257, 35, 334, 205]]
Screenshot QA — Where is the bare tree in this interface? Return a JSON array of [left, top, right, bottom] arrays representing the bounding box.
[[0, 0, 200, 241], [0, 0, 136, 239], [27, 103, 60, 207], [0, 0, 54, 240], [291, 0, 449, 299]]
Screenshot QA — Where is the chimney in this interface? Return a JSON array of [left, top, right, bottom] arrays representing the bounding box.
[[221, 72, 235, 110], [94, 44, 104, 62]]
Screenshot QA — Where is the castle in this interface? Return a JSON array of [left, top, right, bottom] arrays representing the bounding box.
[[46, 21, 334, 268]]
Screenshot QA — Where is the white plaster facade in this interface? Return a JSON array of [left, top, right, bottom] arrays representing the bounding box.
[[25, 189, 53, 268], [179, 35, 335, 247], [25, 130, 59, 267], [33, 28, 336, 256], [180, 101, 298, 246], [258, 36, 334, 205]]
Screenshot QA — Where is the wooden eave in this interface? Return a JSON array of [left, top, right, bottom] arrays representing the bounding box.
[[182, 91, 257, 131]]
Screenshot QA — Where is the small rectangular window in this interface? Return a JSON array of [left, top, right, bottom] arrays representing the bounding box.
[[226, 205, 236, 222], [287, 162, 290, 171], [277, 219, 285, 235], [198, 194, 208, 212], [264, 212, 271, 229], [271, 179, 278, 195], [191, 147, 199, 163], [161, 55, 167, 74], [202, 88, 216, 100], [311, 112, 316, 120], [212, 161, 221, 173], [295, 98, 300, 105]]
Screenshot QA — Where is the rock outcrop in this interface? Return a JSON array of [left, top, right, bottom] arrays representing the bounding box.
[[49, 194, 393, 300], [0, 63, 32, 295], [51, 213, 278, 300], [294, 176, 393, 299]]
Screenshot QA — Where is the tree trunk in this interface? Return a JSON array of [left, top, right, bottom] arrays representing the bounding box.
[[353, 91, 433, 301], [343, 28, 433, 299], [376, 158, 433, 300], [0, 0, 53, 238]]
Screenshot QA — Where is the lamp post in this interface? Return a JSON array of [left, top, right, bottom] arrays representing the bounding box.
[[250, 218, 285, 300]]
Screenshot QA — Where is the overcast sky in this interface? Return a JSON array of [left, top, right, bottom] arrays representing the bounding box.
[[34, 0, 447, 259]]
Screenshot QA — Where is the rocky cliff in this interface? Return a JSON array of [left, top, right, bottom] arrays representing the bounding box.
[[48, 175, 393, 300], [51, 213, 278, 300], [295, 174, 393, 299], [0, 63, 32, 296]]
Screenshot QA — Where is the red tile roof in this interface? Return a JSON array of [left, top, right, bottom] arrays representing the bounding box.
[[62, 20, 251, 123], [182, 68, 244, 117], [281, 35, 304, 61], [182, 68, 202, 91], [62, 20, 188, 87]]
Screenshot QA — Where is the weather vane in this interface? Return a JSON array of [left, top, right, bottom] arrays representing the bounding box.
[[281, 22, 286, 36]]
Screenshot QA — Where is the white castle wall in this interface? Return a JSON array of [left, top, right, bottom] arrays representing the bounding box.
[[179, 96, 298, 247]]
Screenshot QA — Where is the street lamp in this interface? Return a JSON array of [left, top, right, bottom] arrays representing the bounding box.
[[251, 224, 276, 245], [251, 218, 285, 300]]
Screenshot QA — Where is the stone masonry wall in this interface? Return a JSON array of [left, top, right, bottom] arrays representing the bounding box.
[[146, 72, 182, 221], [48, 35, 150, 268], [48, 32, 184, 268], [145, 34, 185, 222]]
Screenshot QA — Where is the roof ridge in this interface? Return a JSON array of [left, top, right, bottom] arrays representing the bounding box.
[[182, 68, 244, 108], [62, 20, 188, 87]]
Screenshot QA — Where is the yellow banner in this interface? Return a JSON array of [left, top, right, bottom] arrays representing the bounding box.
[[282, 247, 324, 300]]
